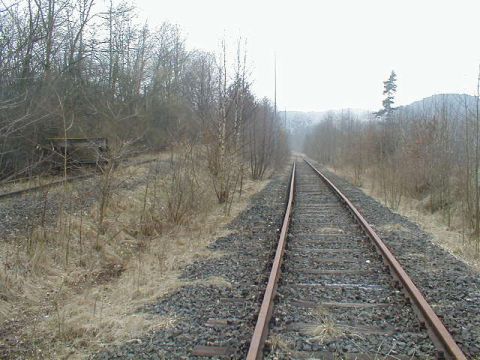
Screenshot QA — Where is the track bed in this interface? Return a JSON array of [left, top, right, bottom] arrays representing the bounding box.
[[264, 162, 435, 358]]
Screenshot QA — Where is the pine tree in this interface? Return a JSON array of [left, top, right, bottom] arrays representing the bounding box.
[[375, 70, 397, 117]]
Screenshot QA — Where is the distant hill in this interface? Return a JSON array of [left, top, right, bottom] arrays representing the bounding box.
[[286, 93, 478, 151], [286, 94, 477, 129], [284, 108, 370, 130], [397, 94, 477, 119], [285, 108, 370, 151]]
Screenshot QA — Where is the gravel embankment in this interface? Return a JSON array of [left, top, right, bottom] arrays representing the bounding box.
[[94, 174, 288, 359], [310, 160, 480, 358]]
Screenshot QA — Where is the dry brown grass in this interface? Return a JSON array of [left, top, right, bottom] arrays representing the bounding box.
[[318, 227, 345, 234], [0, 149, 271, 358], [328, 166, 480, 272], [300, 306, 345, 344], [268, 334, 294, 352], [300, 321, 344, 343]]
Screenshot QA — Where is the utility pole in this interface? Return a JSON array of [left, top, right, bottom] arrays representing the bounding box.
[[475, 64, 480, 252], [274, 54, 277, 119]]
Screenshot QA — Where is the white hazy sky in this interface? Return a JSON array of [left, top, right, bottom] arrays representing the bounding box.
[[134, 0, 480, 112]]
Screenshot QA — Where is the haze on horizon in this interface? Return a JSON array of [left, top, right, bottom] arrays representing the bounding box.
[[135, 0, 480, 112]]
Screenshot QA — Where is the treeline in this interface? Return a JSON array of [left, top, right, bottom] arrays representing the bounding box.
[[0, 0, 288, 182], [304, 93, 480, 253]]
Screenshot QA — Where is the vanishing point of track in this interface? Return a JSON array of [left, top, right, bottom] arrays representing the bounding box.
[[247, 159, 466, 359]]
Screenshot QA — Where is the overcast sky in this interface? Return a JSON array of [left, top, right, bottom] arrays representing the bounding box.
[[134, 0, 480, 112]]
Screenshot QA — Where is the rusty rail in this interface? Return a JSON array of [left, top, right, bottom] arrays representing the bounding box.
[[304, 159, 466, 360], [0, 158, 159, 200], [0, 174, 95, 199], [246, 162, 296, 360]]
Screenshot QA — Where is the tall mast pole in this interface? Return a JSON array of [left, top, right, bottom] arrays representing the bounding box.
[[274, 54, 277, 119]]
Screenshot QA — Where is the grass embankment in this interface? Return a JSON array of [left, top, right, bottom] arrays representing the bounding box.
[[0, 149, 271, 359]]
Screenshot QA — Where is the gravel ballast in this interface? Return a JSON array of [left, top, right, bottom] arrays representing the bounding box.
[[265, 162, 435, 359], [310, 159, 480, 358]]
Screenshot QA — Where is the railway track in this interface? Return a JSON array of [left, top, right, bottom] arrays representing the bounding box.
[[247, 159, 466, 359], [0, 157, 159, 200], [2, 155, 471, 359]]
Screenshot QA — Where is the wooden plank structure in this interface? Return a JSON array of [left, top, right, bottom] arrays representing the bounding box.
[[41, 137, 108, 167]]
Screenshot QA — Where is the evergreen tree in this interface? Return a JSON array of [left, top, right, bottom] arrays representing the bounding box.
[[375, 70, 397, 117]]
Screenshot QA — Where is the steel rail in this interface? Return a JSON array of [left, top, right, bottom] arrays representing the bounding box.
[[0, 158, 159, 200], [246, 162, 296, 360], [0, 174, 95, 199], [304, 159, 466, 360]]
